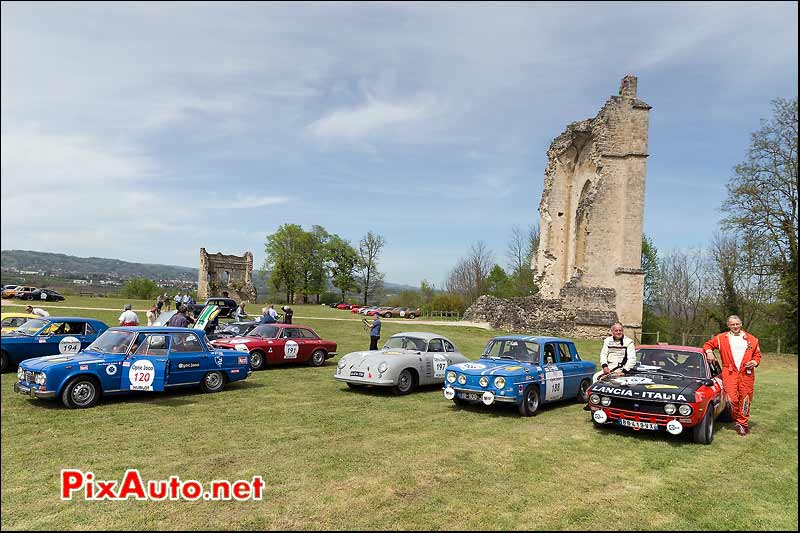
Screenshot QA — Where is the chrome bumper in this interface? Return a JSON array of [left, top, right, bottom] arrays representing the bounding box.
[[14, 382, 56, 399], [448, 386, 519, 403]]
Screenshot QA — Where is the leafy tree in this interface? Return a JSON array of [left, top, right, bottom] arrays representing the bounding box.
[[420, 279, 435, 308], [506, 224, 539, 295], [722, 97, 798, 350], [357, 231, 386, 305], [120, 278, 161, 300], [487, 264, 512, 297], [299, 225, 330, 304], [327, 234, 359, 302], [641, 234, 660, 308], [264, 224, 306, 304]]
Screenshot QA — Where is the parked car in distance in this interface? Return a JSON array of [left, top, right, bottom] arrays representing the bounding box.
[[1, 317, 109, 373], [14, 327, 252, 408], [188, 297, 238, 318], [2, 285, 37, 299], [28, 288, 66, 302], [587, 345, 728, 444], [210, 323, 337, 370], [443, 335, 596, 416], [335, 332, 470, 395]]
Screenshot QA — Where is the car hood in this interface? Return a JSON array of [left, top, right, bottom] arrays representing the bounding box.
[[20, 350, 110, 372], [211, 336, 267, 348], [340, 348, 422, 368], [0, 333, 37, 343], [449, 358, 534, 377], [589, 370, 705, 403]]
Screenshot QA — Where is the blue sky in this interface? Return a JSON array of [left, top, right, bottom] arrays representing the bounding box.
[[1, 2, 797, 286]]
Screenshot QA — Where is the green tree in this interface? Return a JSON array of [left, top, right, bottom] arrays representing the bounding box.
[[420, 279, 435, 308], [641, 234, 660, 307], [264, 224, 306, 304], [120, 278, 161, 300], [327, 234, 359, 302], [506, 224, 539, 296], [722, 97, 798, 350], [357, 231, 386, 305], [487, 264, 511, 297], [299, 225, 330, 304]]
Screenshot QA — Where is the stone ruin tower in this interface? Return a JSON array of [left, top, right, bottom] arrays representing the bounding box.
[[198, 248, 258, 303], [534, 75, 650, 332]]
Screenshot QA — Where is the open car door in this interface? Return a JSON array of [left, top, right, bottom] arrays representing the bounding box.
[[193, 305, 220, 332], [121, 333, 169, 392]]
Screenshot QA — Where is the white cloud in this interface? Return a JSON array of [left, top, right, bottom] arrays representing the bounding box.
[[205, 195, 290, 210]]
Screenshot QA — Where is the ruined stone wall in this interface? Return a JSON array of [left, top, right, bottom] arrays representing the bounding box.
[[198, 248, 257, 303], [533, 75, 649, 330]]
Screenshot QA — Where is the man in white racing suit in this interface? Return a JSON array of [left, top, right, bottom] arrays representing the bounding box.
[[592, 322, 636, 382]]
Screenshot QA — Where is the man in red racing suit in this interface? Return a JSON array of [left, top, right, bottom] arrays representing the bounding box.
[[703, 315, 761, 436]]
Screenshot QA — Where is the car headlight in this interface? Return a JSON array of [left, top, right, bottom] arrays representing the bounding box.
[[479, 376, 489, 388], [590, 393, 600, 404], [337, 360, 346, 369], [664, 403, 677, 415], [35, 373, 46, 386], [457, 374, 467, 385], [17, 367, 24, 381], [446, 371, 456, 383], [678, 404, 693, 416], [494, 376, 506, 389], [378, 362, 388, 374], [600, 396, 611, 407]]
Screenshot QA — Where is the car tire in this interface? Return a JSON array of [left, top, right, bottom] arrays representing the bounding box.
[[309, 349, 326, 367], [249, 350, 266, 371], [384, 312, 392, 318], [408, 313, 416, 319], [518, 385, 540, 416], [392, 369, 416, 395], [692, 409, 714, 445], [201, 371, 226, 393], [577, 379, 591, 402], [62, 376, 101, 409], [0, 351, 8, 373]]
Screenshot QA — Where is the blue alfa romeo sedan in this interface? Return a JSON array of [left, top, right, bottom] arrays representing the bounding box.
[[442, 335, 596, 416], [1, 316, 109, 372], [14, 327, 251, 408]]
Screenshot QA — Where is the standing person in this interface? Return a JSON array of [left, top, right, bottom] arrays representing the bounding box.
[[267, 304, 279, 322], [166, 305, 194, 328], [118, 304, 139, 326], [182, 292, 191, 307], [282, 306, 293, 324], [703, 315, 761, 436], [174, 293, 181, 310], [146, 304, 159, 326], [156, 294, 164, 313], [25, 305, 49, 318], [368, 315, 382, 351], [233, 302, 248, 321], [163, 292, 171, 311], [592, 322, 636, 382]]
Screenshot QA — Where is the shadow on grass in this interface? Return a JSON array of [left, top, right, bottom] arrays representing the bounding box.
[[588, 416, 740, 447], [337, 382, 446, 397], [446, 398, 590, 419]]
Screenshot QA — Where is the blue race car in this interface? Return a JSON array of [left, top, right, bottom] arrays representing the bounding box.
[[1, 316, 109, 373], [442, 335, 596, 416], [14, 327, 252, 408]]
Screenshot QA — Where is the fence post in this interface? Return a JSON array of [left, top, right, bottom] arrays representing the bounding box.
[[681, 332, 687, 346], [656, 331, 660, 344], [777, 338, 781, 356]]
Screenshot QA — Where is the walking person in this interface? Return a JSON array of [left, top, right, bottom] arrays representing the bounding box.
[[368, 315, 382, 351]]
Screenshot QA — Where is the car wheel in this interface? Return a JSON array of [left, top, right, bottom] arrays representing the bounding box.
[[692, 409, 714, 445], [201, 371, 226, 393], [249, 350, 265, 371], [385, 312, 392, 318], [392, 369, 416, 395], [62, 376, 100, 409], [577, 379, 591, 402], [408, 313, 416, 319], [309, 349, 326, 367], [518, 385, 540, 416], [0, 351, 8, 373]]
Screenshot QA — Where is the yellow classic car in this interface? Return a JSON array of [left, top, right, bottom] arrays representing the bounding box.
[[1, 313, 38, 334]]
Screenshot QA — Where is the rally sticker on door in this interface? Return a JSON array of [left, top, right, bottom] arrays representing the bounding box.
[[433, 354, 447, 378], [284, 340, 299, 359], [543, 366, 564, 401], [59, 336, 81, 354], [129, 360, 156, 391]]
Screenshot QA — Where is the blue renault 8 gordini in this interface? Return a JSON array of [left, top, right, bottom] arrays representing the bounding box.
[[14, 327, 251, 409], [442, 335, 596, 416]]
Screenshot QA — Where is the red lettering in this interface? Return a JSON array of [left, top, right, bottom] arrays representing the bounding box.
[[211, 480, 230, 499], [252, 476, 264, 500], [61, 469, 85, 500], [148, 480, 168, 500], [95, 480, 117, 500], [117, 470, 146, 500], [169, 476, 181, 499], [181, 480, 202, 500], [232, 481, 249, 500]]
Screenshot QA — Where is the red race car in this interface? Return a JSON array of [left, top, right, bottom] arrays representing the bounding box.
[[210, 323, 337, 371], [587, 345, 729, 444]]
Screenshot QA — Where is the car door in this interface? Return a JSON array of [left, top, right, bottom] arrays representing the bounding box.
[[279, 327, 306, 362], [121, 334, 169, 392], [36, 321, 84, 358], [424, 338, 448, 385], [541, 342, 564, 402], [555, 342, 582, 397], [168, 331, 208, 384]]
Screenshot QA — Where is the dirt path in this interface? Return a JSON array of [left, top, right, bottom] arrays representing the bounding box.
[[0, 300, 491, 329]]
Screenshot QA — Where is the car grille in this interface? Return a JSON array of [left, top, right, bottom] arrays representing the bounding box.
[[605, 398, 674, 415], [24, 371, 35, 383]]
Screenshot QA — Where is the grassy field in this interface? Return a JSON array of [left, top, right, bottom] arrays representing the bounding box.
[[1, 299, 797, 530]]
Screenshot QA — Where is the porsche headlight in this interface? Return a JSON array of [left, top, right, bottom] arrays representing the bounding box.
[[600, 396, 611, 407], [479, 376, 489, 388], [678, 404, 693, 416], [17, 367, 24, 381], [337, 360, 347, 369], [493, 376, 506, 389], [457, 374, 467, 385], [378, 362, 388, 374], [446, 371, 456, 383], [664, 403, 677, 415], [590, 393, 601, 405]]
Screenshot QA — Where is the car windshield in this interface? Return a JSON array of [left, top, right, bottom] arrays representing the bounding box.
[[14, 319, 48, 336], [86, 330, 136, 354], [384, 336, 428, 351], [482, 339, 539, 363], [636, 349, 706, 378], [248, 325, 279, 338]]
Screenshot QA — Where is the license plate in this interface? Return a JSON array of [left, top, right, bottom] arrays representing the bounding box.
[[619, 419, 658, 430], [460, 392, 480, 401], [350, 371, 364, 377]]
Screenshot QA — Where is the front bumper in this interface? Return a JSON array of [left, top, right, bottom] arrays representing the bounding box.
[[444, 386, 519, 403], [589, 405, 698, 428], [334, 374, 394, 386], [14, 382, 56, 399]]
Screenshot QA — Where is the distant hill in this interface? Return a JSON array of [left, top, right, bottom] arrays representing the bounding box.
[[1, 250, 198, 282]]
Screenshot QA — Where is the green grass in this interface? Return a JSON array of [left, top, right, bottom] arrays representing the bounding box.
[[1, 299, 797, 530]]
